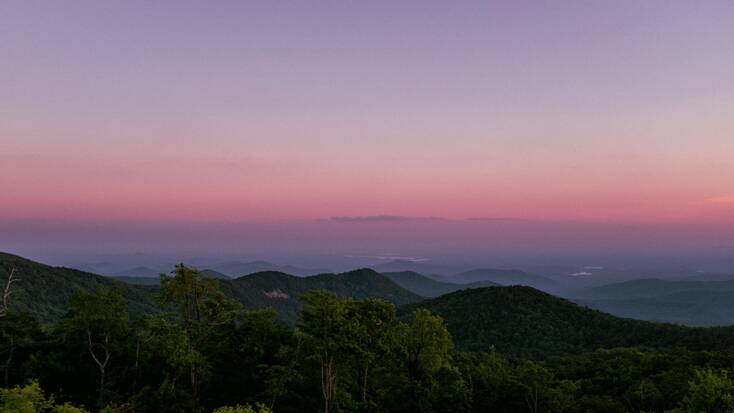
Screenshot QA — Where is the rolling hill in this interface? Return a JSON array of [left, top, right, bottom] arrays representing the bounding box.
[[569, 278, 734, 325], [208, 260, 326, 277], [448, 268, 559, 292], [0, 252, 159, 322], [571, 278, 734, 300], [222, 269, 423, 322], [398, 286, 734, 358], [383, 271, 497, 297], [0, 252, 421, 324], [578, 290, 734, 327]]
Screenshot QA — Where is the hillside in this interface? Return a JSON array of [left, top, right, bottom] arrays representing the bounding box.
[[448, 268, 559, 292], [383, 271, 497, 297], [0, 252, 159, 322], [221, 269, 423, 323], [0, 252, 421, 324], [399, 286, 734, 358]]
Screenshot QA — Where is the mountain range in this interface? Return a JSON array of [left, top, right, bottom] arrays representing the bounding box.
[[6, 251, 734, 359], [383, 271, 498, 297], [570, 278, 734, 326]]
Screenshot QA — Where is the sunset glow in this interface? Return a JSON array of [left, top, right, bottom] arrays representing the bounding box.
[[2, 1, 733, 254]]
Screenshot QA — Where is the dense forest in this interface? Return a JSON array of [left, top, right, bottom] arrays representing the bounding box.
[[2, 257, 734, 412]]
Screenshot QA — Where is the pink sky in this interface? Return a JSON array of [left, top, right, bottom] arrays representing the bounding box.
[[2, 1, 734, 233]]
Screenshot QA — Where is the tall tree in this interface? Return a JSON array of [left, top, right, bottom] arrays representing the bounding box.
[[61, 288, 128, 407], [158, 264, 241, 409], [349, 299, 395, 408], [296, 291, 356, 413]]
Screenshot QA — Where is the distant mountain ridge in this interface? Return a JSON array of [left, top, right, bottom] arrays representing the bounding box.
[[446, 268, 559, 292], [0, 252, 419, 323], [208, 260, 327, 277], [572, 278, 734, 300], [383, 271, 497, 297], [570, 278, 734, 326]]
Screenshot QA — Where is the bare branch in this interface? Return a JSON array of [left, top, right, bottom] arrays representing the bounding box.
[[0, 268, 19, 318]]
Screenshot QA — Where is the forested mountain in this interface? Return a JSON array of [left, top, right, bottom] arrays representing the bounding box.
[[0, 253, 421, 323], [221, 269, 423, 322], [0, 252, 159, 322], [383, 271, 497, 297], [6, 252, 734, 412], [398, 286, 734, 358]]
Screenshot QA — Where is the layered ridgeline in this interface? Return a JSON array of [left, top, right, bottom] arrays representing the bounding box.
[[383, 271, 498, 297], [112, 269, 231, 285], [0, 252, 421, 323], [571, 278, 734, 326], [398, 286, 734, 358], [446, 268, 559, 292], [219, 269, 422, 323], [7, 251, 734, 360]]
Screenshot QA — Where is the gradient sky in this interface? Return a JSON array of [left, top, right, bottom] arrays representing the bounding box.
[[1, 1, 734, 256]]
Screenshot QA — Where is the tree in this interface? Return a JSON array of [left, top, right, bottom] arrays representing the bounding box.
[[158, 264, 241, 408], [349, 299, 395, 407], [0, 312, 42, 387], [295, 291, 356, 413], [0, 268, 19, 318], [675, 368, 734, 413], [391, 309, 462, 413], [61, 288, 128, 407], [396, 309, 454, 382]]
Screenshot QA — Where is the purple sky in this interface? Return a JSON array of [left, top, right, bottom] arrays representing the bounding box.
[[1, 1, 733, 258]]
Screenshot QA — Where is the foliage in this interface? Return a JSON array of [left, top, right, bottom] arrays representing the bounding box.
[[8, 254, 734, 412], [212, 404, 272, 413], [675, 368, 734, 413], [0, 381, 88, 413]]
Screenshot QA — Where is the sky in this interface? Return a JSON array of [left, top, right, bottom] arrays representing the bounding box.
[[1, 1, 734, 259]]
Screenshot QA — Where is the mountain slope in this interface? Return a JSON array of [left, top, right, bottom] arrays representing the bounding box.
[[221, 269, 423, 322], [0, 252, 159, 322], [399, 286, 734, 358], [383, 271, 497, 297], [0, 253, 422, 324]]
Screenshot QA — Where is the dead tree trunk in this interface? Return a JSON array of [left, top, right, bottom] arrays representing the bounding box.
[[88, 330, 110, 406]]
